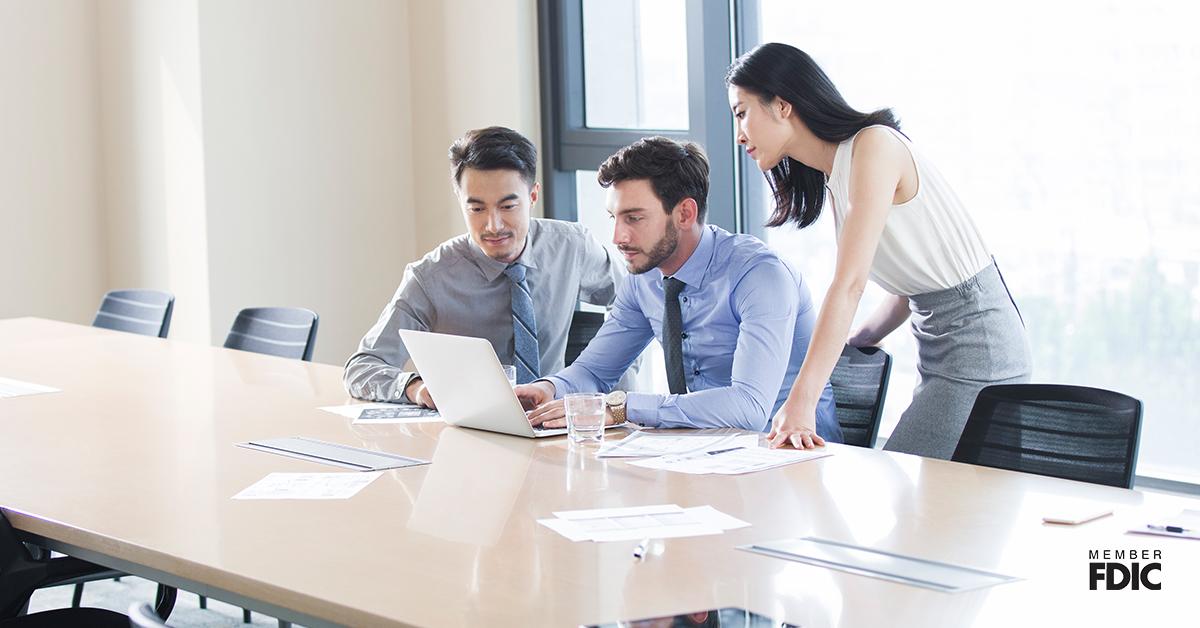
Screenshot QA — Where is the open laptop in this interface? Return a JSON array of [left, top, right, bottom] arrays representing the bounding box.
[[399, 329, 567, 438]]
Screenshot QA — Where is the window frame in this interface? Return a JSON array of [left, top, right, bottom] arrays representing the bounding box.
[[538, 0, 739, 231], [539, 0, 1200, 497]]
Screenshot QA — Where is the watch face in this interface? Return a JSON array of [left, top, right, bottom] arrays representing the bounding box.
[[606, 390, 627, 406]]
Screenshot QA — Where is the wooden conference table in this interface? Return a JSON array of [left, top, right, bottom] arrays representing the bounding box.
[[0, 317, 1197, 627]]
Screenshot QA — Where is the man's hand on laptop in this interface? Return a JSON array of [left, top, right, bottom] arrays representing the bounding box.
[[515, 381, 560, 426], [514, 380, 554, 410], [404, 377, 437, 410], [521, 382, 621, 430]]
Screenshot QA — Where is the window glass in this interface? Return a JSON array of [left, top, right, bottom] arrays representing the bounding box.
[[582, 0, 689, 130], [755, 0, 1200, 482]]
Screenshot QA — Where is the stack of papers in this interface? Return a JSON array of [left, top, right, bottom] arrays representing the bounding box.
[[0, 376, 60, 399], [1129, 509, 1200, 540], [629, 446, 831, 475], [596, 431, 759, 458], [319, 402, 441, 424], [538, 504, 749, 542], [233, 472, 383, 500]]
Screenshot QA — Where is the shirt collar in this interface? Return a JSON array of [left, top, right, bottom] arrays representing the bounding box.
[[467, 220, 540, 281], [659, 225, 716, 290]]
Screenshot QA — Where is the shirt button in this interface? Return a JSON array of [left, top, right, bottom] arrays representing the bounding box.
[[681, 332, 688, 339], [681, 296, 688, 302], [693, 369, 700, 376]]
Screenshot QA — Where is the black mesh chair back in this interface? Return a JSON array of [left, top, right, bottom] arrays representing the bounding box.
[[830, 345, 892, 448], [952, 384, 1143, 488], [223, 307, 319, 362], [92, 290, 175, 338], [565, 310, 605, 367]]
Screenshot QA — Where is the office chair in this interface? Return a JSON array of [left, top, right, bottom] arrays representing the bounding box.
[[952, 384, 1143, 488], [215, 307, 316, 623], [829, 345, 892, 448], [92, 290, 175, 338], [222, 307, 319, 361], [565, 310, 605, 367], [127, 603, 167, 628], [0, 512, 129, 627], [81, 291, 183, 614]]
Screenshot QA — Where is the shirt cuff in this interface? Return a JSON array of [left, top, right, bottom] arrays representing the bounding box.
[[626, 392, 664, 428], [397, 373, 420, 403], [540, 376, 574, 400]]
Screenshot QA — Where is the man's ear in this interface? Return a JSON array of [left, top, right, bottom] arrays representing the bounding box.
[[529, 182, 541, 205], [675, 197, 699, 228]]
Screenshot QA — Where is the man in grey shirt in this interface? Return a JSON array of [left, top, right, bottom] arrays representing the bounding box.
[[344, 126, 625, 407]]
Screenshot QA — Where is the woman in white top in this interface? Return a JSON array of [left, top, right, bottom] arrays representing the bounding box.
[[725, 43, 1031, 459]]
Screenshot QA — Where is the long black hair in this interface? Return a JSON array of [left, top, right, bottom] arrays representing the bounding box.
[[725, 43, 901, 229]]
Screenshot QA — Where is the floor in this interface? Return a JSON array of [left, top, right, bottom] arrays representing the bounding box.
[[27, 576, 292, 627]]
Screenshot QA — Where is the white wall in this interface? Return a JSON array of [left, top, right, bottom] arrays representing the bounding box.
[[197, 0, 417, 365], [0, 0, 106, 323], [3, 0, 541, 367], [407, 0, 543, 254], [97, 0, 212, 343]]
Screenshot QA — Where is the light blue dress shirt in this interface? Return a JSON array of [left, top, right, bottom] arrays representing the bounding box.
[[545, 225, 841, 438]]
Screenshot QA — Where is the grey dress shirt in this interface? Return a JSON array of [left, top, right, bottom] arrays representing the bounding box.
[[344, 218, 626, 402]]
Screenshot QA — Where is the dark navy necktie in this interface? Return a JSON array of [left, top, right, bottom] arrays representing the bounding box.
[[662, 276, 687, 395], [504, 263, 540, 384]]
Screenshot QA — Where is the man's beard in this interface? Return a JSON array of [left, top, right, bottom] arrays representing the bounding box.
[[622, 222, 678, 275]]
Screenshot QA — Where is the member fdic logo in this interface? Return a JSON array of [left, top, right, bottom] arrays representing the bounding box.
[[1089, 548, 1162, 590]]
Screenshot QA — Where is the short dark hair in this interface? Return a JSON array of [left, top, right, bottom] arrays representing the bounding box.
[[448, 126, 538, 187], [596, 137, 709, 223]]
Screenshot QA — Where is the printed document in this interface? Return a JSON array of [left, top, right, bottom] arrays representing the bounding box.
[[538, 504, 749, 542], [596, 431, 758, 458], [233, 472, 383, 500], [630, 446, 831, 475], [319, 402, 441, 424]]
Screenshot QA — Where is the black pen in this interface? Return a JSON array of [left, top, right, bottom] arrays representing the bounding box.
[[706, 446, 745, 456], [1147, 524, 1193, 534]]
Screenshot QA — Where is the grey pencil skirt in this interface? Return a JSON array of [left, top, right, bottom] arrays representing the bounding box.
[[882, 262, 1032, 459]]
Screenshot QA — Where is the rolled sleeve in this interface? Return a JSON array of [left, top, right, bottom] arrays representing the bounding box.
[[343, 266, 436, 401]]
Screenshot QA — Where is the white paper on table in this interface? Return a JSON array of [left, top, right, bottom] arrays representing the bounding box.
[[595, 431, 756, 458], [630, 445, 831, 475], [688, 505, 753, 530], [539, 504, 749, 542], [1128, 509, 1200, 540], [588, 523, 720, 542], [318, 402, 441, 424], [537, 517, 594, 542], [554, 503, 684, 520], [232, 471, 383, 500], [0, 376, 60, 399]]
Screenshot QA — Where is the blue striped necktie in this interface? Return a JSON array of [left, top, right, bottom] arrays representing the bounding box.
[[503, 263, 540, 384]]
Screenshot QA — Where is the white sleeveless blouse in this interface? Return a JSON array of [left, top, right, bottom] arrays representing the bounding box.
[[826, 126, 991, 296]]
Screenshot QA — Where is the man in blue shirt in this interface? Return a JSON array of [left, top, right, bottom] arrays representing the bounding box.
[[517, 137, 840, 442]]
